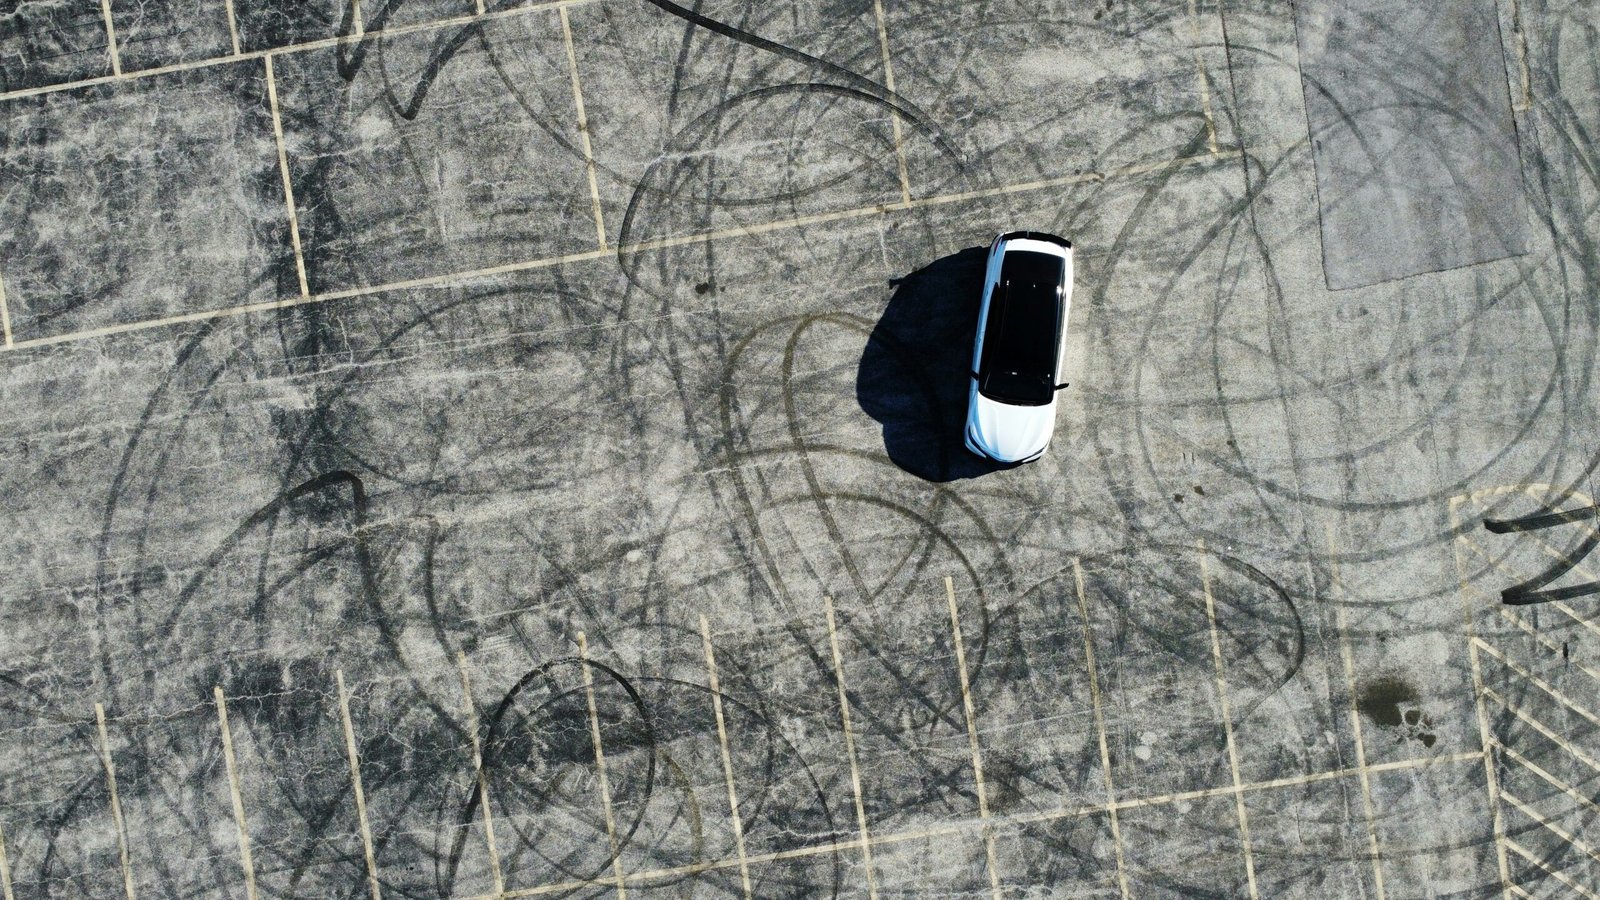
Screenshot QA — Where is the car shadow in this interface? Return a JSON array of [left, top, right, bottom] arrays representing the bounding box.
[[856, 246, 1008, 482]]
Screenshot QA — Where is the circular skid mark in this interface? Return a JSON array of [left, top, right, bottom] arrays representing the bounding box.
[[616, 83, 909, 256], [466, 657, 655, 891], [996, 544, 1303, 755], [1054, 132, 1600, 578], [466, 649, 849, 897], [717, 308, 1017, 616]]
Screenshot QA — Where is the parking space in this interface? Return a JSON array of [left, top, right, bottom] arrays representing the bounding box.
[[0, 62, 289, 341]]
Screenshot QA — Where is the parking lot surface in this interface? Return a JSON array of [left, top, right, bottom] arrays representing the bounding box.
[[1, 0, 1597, 897]]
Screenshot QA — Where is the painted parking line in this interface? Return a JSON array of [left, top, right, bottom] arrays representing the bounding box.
[[1328, 527, 1388, 899], [214, 687, 258, 900], [457, 652, 505, 896], [4, 146, 1248, 352], [94, 704, 136, 900], [945, 576, 1002, 900], [699, 615, 754, 899], [578, 633, 628, 899], [1071, 561, 1132, 900], [825, 597, 879, 900], [335, 671, 383, 900], [1199, 542, 1259, 899]]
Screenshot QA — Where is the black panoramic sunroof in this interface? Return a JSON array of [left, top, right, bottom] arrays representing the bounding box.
[[977, 250, 1063, 405]]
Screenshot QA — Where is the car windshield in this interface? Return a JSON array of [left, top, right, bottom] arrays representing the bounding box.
[[978, 252, 1062, 406]]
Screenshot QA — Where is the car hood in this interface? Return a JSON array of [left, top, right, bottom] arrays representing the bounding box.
[[968, 392, 1056, 462]]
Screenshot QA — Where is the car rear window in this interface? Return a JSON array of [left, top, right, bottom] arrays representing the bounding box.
[[1000, 250, 1064, 286]]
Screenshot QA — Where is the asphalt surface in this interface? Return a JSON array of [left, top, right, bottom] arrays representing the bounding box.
[[0, 0, 1597, 898]]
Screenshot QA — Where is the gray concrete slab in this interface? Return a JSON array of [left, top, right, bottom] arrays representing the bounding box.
[[0, 63, 290, 340], [275, 12, 599, 293], [0, 0, 112, 92], [108, 0, 234, 72], [567, 0, 903, 246], [0, 0, 1598, 897], [1295, 0, 1530, 289]]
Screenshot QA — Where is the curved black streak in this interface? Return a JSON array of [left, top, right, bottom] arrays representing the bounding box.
[[615, 81, 954, 282], [635, 0, 962, 163], [96, 323, 221, 692], [1484, 503, 1600, 533], [442, 657, 658, 894]]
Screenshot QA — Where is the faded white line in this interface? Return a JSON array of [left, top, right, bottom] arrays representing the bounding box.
[[99, 0, 123, 77], [263, 54, 312, 299], [700, 616, 754, 898], [214, 688, 258, 900], [945, 577, 1001, 899], [560, 6, 608, 250], [457, 653, 505, 895], [871, 0, 912, 202], [224, 0, 242, 55], [1199, 544, 1258, 898], [826, 597, 878, 900], [336, 671, 382, 900], [1328, 528, 1387, 899], [95, 704, 137, 900], [1072, 561, 1131, 899], [1450, 494, 1516, 899], [579, 633, 628, 899]]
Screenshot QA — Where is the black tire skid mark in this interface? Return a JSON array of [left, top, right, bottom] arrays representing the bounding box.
[[448, 656, 658, 892], [769, 311, 1015, 691], [1078, 123, 1218, 527], [438, 650, 832, 890], [982, 545, 1305, 896], [719, 310, 1011, 598], [1128, 124, 1577, 561], [611, 82, 921, 267], [289, 10, 593, 296], [0, 677, 118, 897], [722, 303, 1029, 664], [1230, 10, 1596, 889], [1203, 33, 1593, 525], [94, 322, 224, 701], [635, 0, 960, 162], [882, 2, 1212, 194], [83, 324, 281, 897], [604, 672, 849, 895], [127, 466, 489, 896], [585, 0, 928, 217], [711, 299, 1019, 823], [448, 607, 851, 890]]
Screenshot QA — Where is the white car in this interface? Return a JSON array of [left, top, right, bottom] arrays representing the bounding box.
[[963, 231, 1074, 464]]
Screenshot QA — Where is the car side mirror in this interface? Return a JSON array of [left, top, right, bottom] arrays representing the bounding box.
[[1055, 382, 1070, 391]]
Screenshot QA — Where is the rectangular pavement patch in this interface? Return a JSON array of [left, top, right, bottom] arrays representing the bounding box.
[[1295, 0, 1528, 289]]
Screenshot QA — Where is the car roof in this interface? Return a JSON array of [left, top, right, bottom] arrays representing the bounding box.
[[982, 256, 1062, 377]]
